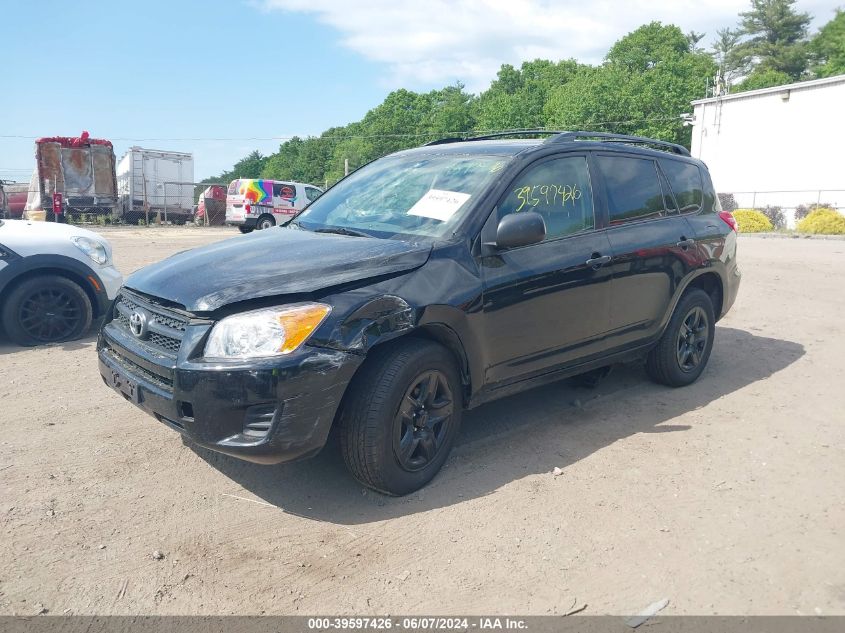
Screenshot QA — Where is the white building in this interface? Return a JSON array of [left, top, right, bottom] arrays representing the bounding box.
[[690, 74, 845, 227]]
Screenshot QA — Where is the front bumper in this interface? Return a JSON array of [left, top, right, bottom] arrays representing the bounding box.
[[98, 319, 362, 464]]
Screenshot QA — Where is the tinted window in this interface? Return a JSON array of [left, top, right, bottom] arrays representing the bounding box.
[[660, 160, 703, 214], [596, 155, 665, 225], [227, 180, 240, 195], [305, 187, 322, 202], [658, 171, 678, 214], [499, 156, 594, 240]]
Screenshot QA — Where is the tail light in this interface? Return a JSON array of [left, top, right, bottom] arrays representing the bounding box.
[[244, 203, 251, 214], [719, 211, 738, 232]]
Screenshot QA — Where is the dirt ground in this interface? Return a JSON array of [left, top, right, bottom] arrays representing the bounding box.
[[0, 227, 843, 616]]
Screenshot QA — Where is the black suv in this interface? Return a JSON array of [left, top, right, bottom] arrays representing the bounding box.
[[98, 131, 740, 495]]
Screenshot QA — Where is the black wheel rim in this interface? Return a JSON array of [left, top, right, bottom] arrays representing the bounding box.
[[676, 306, 709, 372], [18, 287, 83, 342], [393, 370, 454, 472]]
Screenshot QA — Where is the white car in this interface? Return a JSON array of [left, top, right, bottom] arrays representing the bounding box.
[[0, 220, 123, 346]]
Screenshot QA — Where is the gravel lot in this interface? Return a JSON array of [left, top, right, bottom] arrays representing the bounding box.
[[1, 227, 843, 616]]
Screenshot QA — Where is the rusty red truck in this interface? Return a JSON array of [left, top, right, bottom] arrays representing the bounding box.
[[23, 132, 118, 222]]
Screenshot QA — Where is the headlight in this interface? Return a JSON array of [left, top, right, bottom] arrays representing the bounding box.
[[204, 303, 331, 359], [71, 236, 110, 265]]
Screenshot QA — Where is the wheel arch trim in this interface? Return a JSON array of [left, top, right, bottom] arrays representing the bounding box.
[[0, 254, 108, 318]]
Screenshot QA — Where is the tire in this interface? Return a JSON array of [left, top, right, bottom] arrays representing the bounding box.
[[646, 288, 715, 387], [238, 226, 253, 234], [256, 215, 275, 230], [338, 338, 462, 496], [2, 275, 93, 346]]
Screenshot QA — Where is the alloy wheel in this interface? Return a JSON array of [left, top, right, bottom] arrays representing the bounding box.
[[18, 287, 83, 343], [676, 306, 709, 372], [393, 370, 454, 472]]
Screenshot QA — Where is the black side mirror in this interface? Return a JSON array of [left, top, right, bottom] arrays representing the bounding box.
[[495, 212, 546, 249]]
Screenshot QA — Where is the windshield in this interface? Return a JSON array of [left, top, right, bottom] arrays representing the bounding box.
[[293, 153, 507, 239]]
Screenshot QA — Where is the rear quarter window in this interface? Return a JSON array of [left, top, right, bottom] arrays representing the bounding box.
[[660, 159, 703, 214]]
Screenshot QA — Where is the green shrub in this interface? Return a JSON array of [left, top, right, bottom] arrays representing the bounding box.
[[732, 209, 773, 233], [797, 208, 845, 235], [795, 202, 833, 221]]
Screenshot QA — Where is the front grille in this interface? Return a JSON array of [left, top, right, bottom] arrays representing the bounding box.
[[103, 346, 174, 391], [149, 332, 181, 353], [112, 291, 188, 356]]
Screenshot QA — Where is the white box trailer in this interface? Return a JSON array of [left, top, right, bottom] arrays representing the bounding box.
[[116, 147, 195, 224]]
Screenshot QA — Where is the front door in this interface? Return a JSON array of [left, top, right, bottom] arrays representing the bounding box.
[[480, 154, 614, 386]]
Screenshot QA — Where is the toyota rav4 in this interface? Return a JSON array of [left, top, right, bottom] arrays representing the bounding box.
[[97, 131, 740, 495]]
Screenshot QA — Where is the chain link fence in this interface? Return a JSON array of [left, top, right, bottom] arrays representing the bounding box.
[[2, 182, 229, 227], [718, 190, 845, 230]]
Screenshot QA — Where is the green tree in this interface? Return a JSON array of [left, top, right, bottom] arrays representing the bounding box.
[[734, 67, 792, 91], [230, 150, 267, 179], [735, 0, 812, 80], [606, 22, 691, 72], [711, 27, 750, 84], [545, 23, 715, 146], [474, 59, 581, 130], [810, 9, 845, 77]]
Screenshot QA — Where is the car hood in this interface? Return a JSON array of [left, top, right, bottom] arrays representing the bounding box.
[[125, 227, 433, 312], [0, 219, 113, 259]]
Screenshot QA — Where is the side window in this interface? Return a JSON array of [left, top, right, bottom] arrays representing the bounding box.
[[660, 159, 703, 214], [498, 156, 594, 240], [595, 155, 666, 225], [305, 187, 322, 203], [658, 170, 678, 214]]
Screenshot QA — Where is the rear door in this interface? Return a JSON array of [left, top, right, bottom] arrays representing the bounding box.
[[480, 153, 614, 385], [225, 179, 244, 221], [594, 153, 701, 349]]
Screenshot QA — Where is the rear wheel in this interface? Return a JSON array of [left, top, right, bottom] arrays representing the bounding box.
[[238, 226, 253, 234], [2, 275, 93, 346], [256, 215, 275, 230], [338, 339, 462, 496], [646, 288, 715, 387]]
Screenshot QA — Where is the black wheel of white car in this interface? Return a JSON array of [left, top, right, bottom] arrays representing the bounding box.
[[256, 215, 275, 230], [646, 288, 715, 387], [238, 226, 253, 234], [338, 338, 462, 496], [2, 275, 93, 346]]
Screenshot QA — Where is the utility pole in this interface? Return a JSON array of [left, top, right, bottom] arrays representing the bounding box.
[[344, 159, 349, 177]]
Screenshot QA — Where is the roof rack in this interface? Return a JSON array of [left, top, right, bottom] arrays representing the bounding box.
[[423, 129, 690, 156], [545, 131, 690, 156], [424, 130, 566, 146]]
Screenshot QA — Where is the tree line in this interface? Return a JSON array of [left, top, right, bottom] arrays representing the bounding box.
[[200, 0, 844, 193]]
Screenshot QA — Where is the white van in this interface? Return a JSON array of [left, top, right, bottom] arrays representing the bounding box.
[[225, 179, 323, 233]]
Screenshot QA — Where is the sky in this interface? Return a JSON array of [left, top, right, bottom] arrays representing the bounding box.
[[0, 0, 840, 180]]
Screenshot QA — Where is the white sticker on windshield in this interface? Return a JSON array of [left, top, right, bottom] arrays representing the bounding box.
[[407, 189, 471, 222]]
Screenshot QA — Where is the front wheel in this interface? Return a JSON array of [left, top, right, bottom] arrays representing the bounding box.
[[2, 275, 93, 346], [646, 288, 715, 387], [338, 339, 462, 496]]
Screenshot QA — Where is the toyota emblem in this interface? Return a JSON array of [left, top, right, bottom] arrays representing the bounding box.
[[128, 310, 149, 339]]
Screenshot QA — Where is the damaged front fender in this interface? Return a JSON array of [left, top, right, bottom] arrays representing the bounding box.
[[312, 294, 416, 352]]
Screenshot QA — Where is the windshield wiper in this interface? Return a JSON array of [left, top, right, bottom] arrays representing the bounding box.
[[313, 227, 372, 238]]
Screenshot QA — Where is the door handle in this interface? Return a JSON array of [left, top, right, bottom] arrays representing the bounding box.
[[676, 237, 696, 249], [586, 254, 612, 267]]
